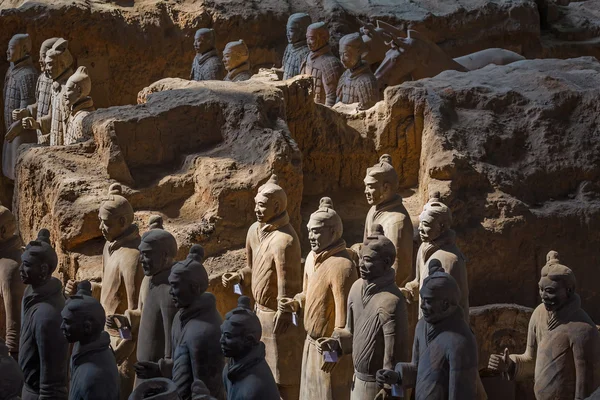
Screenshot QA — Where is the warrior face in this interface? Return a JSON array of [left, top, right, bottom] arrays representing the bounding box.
[[306, 28, 328, 52], [254, 194, 280, 224], [139, 244, 166, 277], [339, 42, 361, 70], [307, 218, 335, 253], [220, 320, 254, 359], [61, 308, 89, 344], [19, 254, 48, 287], [359, 246, 390, 281], [63, 80, 82, 108], [363, 178, 393, 207], [194, 30, 213, 54], [420, 293, 451, 324], [418, 213, 443, 243], [539, 276, 570, 312], [287, 22, 305, 44], [98, 207, 128, 242], [6, 41, 18, 63], [169, 272, 195, 309], [44, 54, 61, 80]]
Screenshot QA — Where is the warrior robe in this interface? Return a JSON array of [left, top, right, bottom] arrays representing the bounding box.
[[240, 210, 304, 398], [158, 293, 225, 400], [190, 49, 226, 81], [224, 63, 252, 82], [336, 62, 380, 109], [129, 267, 178, 387], [395, 307, 478, 400], [2, 56, 38, 180], [68, 331, 119, 400], [64, 96, 94, 145], [282, 41, 310, 80], [364, 194, 414, 286], [509, 295, 600, 400], [93, 224, 143, 400], [0, 235, 24, 357], [294, 239, 357, 400], [300, 45, 343, 106], [26, 73, 53, 144], [404, 229, 468, 323], [335, 268, 410, 400], [37, 68, 73, 146], [19, 277, 68, 400], [222, 342, 280, 400]]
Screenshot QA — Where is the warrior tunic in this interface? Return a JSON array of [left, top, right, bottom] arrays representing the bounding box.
[[224, 63, 252, 82], [37, 68, 73, 146], [364, 194, 414, 286], [64, 96, 94, 145], [240, 211, 304, 397], [2, 57, 37, 180], [190, 49, 226, 81], [336, 268, 410, 400], [509, 295, 600, 400], [336, 62, 380, 109], [300, 45, 343, 107], [282, 41, 310, 80], [294, 239, 357, 400]]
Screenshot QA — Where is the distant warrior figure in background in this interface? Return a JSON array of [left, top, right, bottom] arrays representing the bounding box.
[[135, 246, 225, 400], [223, 40, 252, 82], [488, 251, 600, 399], [63, 66, 95, 145], [282, 13, 311, 80], [300, 22, 343, 107], [278, 197, 357, 400], [191, 28, 226, 81], [62, 281, 119, 400], [0, 338, 23, 400], [0, 205, 24, 359], [221, 296, 280, 400], [2, 33, 38, 181], [222, 174, 304, 399], [336, 33, 380, 110], [19, 230, 69, 400], [66, 183, 143, 399], [402, 196, 469, 322], [321, 225, 410, 400], [12, 37, 59, 146], [21, 38, 74, 146], [376, 262, 478, 400], [148, 215, 164, 230], [362, 154, 414, 286]]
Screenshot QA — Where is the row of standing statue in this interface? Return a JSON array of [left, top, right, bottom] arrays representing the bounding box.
[[1, 154, 600, 400], [2, 14, 390, 182]]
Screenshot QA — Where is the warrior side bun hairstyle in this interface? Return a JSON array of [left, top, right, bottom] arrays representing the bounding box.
[[224, 295, 262, 343], [170, 245, 209, 293], [23, 229, 58, 274], [421, 259, 461, 305], [363, 224, 396, 264], [541, 251, 576, 290], [100, 183, 134, 223], [65, 280, 106, 332], [309, 197, 343, 238]]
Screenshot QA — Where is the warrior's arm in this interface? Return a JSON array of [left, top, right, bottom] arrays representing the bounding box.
[[122, 253, 143, 311], [509, 308, 539, 380], [37, 313, 69, 399], [331, 264, 357, 331], [572, 328, 600, 399], [335, 297, 354, 355], [19, 75, 37, 109], [1, 269, 24, 355], [383, 301, 410, 370], [292, 259, 309, 311], [239, 230, 253, 286], [274, 240, 295, 299], [161, 298, 177, 359], [395, 330, 419, 389], [448, 342, 478, 400]]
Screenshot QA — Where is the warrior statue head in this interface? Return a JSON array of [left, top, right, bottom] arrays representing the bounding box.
[[194, 28, 216, 55], [222, 40, 249, 72], [45, 38, 73, 80], [169, 245, 208, 309], [7, 34, 32, 63], [339, 32, 366, 70], [539, 251, 576, 312], [286, 13, 311, 45], [39, 37, 59, 73], [64, 66, 91, 109], [307, 197, 343, 254], [61, 280, 106, 344], [360, 224, 396, 281], [418, 198, 452, 243], [306, 22, 329, 52], [98, 183, 135, 242], [138, 229, 177, 277], [364, 154, 399, 207], [420, 260, 461, 324], [254, 174, 287, 224], [221, 296, 262, 360], [19, 229, 58, 288]]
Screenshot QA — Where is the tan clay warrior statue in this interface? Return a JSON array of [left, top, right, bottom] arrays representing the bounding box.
[[63, 66, 95, 145], [0, 205, 24, 359], [223, 40, 252, 82], [488, 251, 600, 399], [66, 183, 143, 399], [12, 37, 59, 147], [320, 225, 409, 400], [222, 174, 303, 399], [2, 33, 38, 181], [22, 38, 74, 146], [190, 28, 226, 81], [362, 155, 414, 286], [282, 13, 311, 80], [402, 196, 469, 322], [278, 197, 357, 400], [336, 33, 380, 110], [300, 22, 343, 107]]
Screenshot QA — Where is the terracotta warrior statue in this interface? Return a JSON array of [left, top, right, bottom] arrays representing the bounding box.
[[300, 22, 343, 107], [402, 196, 468, 322], [19, 230, 69, 400], [222, 296, 280, 400], [320, 225, 409, 399], [278, 197, 357, 400], [3, 33, 38, 181], [110, 229, 179, 388], [336, 33, 379, 110], [376, 262, 478, 399], [11, 37, 59, 147], [135, 247, 225, 400], [62, 280, 119, 400], [223, 40, 252, 82], [362, 155, 413, 286], [66, 183, 143, 399], [282, 13, 311, 80], [222, 174, 303, 399], [63, 66, 95, 145], [190, 28, 226, 81], [21, 38, 74, 146], [488, 251, 600, 399], [0, 337, 23, 400], [0, 205, 24, 359]]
